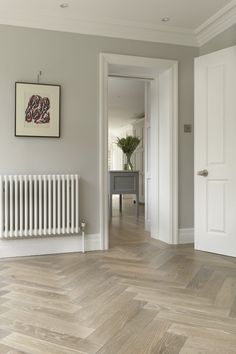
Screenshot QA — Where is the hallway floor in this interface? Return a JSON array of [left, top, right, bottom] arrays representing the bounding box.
[[0, 199, 236, 353]]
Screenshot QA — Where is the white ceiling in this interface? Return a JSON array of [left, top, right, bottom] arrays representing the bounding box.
[[1, 0, 229, 28], [108, 77, 145, 131], [0, 0, 235, 46]]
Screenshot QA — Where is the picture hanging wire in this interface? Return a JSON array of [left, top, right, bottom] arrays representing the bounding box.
[[37, 71, 42, 84]]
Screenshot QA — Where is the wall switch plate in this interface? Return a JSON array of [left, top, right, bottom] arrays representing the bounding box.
[[184, 124, 192, 133]]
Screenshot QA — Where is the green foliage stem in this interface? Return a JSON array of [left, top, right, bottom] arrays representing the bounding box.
[[116, 135, 141, 171]]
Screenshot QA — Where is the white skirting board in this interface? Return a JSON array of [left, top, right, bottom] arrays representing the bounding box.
[[0, 234, 101, 259], [178, 228, 194, 244], [0, 230, 194, 258]]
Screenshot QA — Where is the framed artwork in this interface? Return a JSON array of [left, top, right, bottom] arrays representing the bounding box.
[[15, 82, 61, 137]]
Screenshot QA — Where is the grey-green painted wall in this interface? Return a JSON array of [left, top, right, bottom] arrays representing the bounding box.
[[199, 24, 236, 55], [0, 24, 198, 233]]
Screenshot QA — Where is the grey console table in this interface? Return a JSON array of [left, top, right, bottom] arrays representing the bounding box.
[[109, 170, 139, 219]]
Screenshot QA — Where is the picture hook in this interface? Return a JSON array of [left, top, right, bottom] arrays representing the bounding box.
[[37, 71, 42, 84]]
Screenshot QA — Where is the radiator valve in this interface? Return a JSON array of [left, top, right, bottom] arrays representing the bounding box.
[[80, 220, 86, 233]]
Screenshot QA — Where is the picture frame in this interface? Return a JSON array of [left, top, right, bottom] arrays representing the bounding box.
[[15, 82, 61, 138]]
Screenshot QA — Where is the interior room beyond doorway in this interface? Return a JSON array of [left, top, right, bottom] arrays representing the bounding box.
[[108, 76, 147, 243]]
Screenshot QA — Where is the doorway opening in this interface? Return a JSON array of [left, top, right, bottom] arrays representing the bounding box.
[[108, 76, 147, 246], [99, 53, 178, 250]]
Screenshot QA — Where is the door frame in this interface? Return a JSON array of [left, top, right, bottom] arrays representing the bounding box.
[[99, 53, 178, 249]]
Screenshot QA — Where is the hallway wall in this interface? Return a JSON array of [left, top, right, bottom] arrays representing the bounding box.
[[0, 24, 197, 235]]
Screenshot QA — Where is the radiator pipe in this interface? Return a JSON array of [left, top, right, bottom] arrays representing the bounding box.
[[80, 220, 86, 253]]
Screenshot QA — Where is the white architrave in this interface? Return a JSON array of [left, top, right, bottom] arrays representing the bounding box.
[[99, 53, 178, 249]]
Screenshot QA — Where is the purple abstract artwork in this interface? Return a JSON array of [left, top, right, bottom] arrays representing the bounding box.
[[25, 95, 50, 124]]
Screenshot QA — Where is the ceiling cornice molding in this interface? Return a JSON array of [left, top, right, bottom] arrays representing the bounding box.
[[195, 0, 236, 46], [0, 2, 236, 48], [0, 13, 198, 47]]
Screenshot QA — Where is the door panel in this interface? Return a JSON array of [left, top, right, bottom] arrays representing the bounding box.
[[207, 180, 226, 233], [133, 120, 145, 203], [145, 82, 151, 231], [195, 46, 236, 257], [207, 65, 225, 164]]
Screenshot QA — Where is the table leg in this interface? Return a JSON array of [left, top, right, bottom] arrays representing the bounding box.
[[119, 194, 122, 213], [136, 193, 139, 217]]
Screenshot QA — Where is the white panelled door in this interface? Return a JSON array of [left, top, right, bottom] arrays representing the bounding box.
[[195, 46, 236, 257]]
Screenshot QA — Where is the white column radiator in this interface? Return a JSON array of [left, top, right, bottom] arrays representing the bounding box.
[[0, 174, 79, 239]]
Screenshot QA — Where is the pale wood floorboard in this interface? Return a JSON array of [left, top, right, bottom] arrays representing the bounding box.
[[0, 197, 236, 353]]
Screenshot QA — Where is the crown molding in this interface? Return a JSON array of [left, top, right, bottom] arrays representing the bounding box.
[[0, 2, 236, 48], [195, 0, 236, 46], [0, 13, 198, 47]]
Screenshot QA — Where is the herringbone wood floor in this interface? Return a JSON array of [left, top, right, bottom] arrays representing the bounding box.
[[1, 198, 236, 353]]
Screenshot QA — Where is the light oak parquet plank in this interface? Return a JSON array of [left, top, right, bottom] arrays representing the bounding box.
[[1, 333, 85, 354], [116, 318, 172, 354], [97, 308, 157, 354]]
